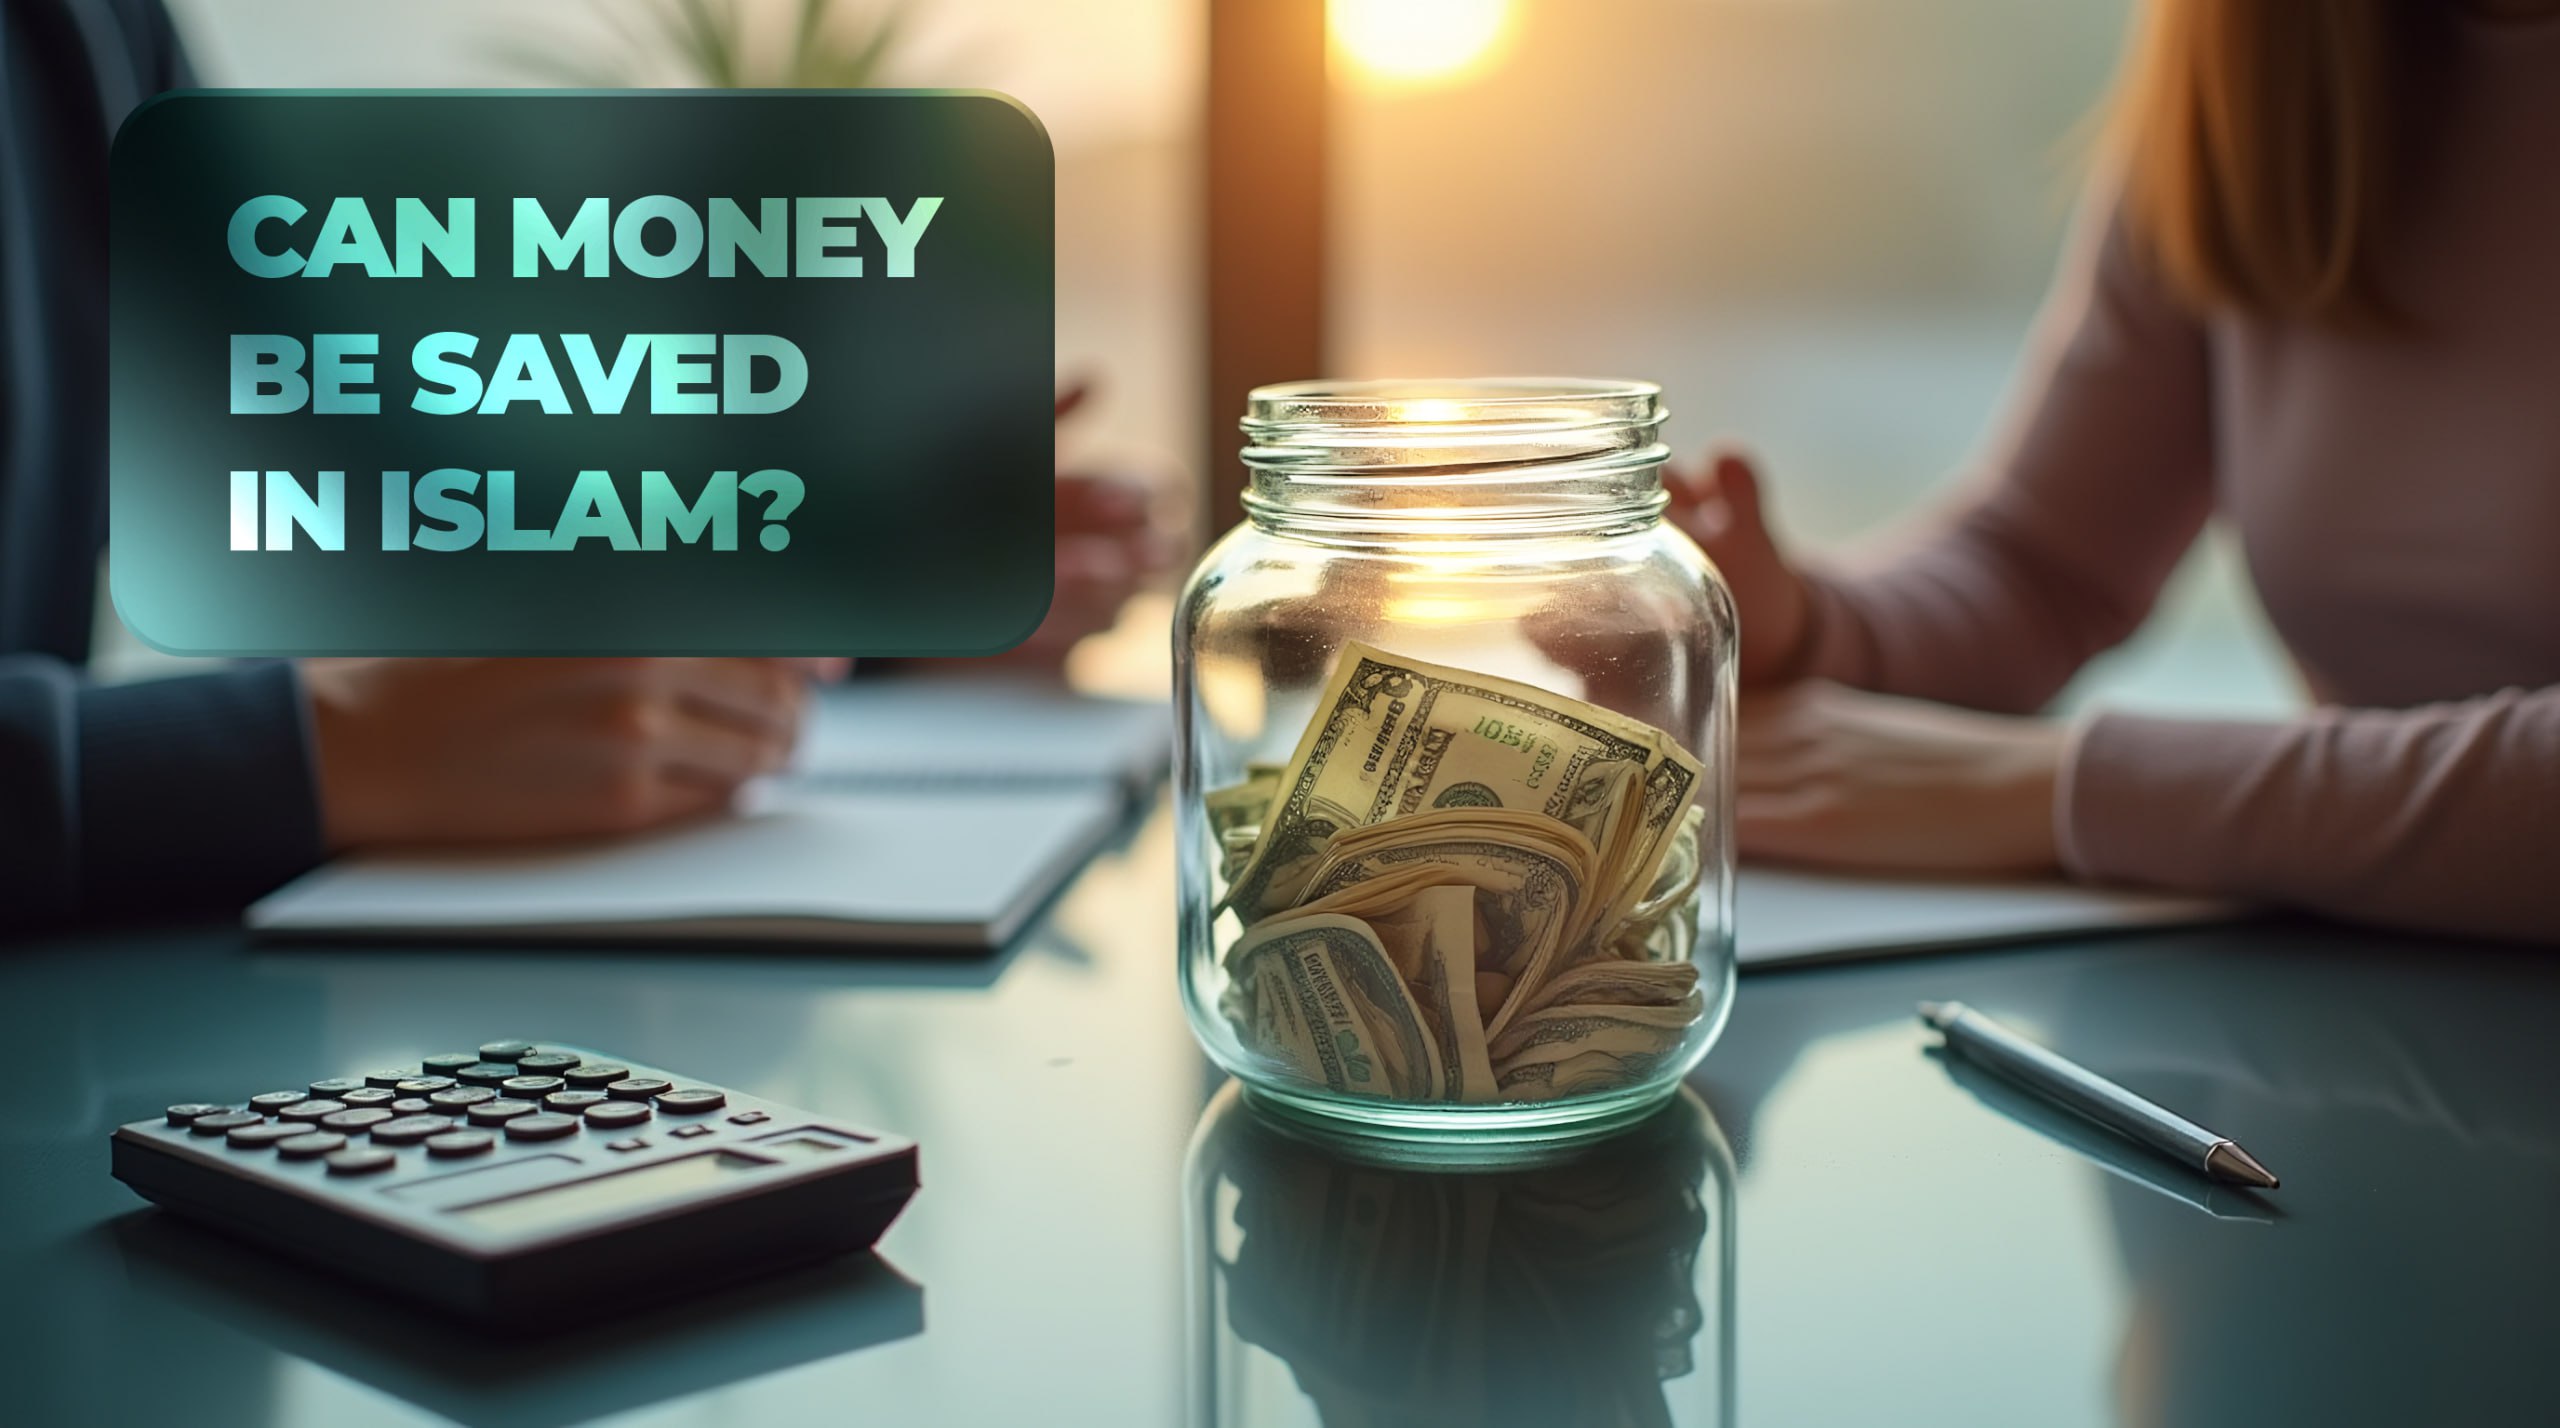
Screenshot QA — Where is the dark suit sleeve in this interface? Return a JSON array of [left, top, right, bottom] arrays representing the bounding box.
[[0, 656, 323, 936]]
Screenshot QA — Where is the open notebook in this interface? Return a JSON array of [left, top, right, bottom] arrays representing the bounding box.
[[249, 681, 1169, 950], [1735, 866, 2235, 968]]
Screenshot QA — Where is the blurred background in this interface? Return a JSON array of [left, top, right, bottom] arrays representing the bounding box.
[[151, 0, 2295, 718]]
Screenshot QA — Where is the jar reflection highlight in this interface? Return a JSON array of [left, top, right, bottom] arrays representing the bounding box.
[[1184, 1083, 1737, 1428]]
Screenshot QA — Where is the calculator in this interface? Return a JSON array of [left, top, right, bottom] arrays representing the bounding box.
[[111, 1040, 918, 1328]]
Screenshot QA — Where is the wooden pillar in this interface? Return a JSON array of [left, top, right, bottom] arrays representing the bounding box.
[[1203, 0, 1329, 537]]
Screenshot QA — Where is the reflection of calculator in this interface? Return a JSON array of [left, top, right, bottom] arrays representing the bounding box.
[[112, 1041, 918, 1328]]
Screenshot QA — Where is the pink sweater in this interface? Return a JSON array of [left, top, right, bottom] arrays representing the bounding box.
[[1798, 17, 2560, 941]]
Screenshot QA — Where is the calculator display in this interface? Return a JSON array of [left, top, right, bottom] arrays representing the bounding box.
[[454, 1151, 767, 1235]]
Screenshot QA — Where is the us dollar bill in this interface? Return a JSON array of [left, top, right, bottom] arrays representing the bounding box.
[[1221, 642, 1697, 927], [1224, 913, 1446, 1101]]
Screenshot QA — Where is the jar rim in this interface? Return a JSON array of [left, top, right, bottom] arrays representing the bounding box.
[[1245, 377, 1660, 429]]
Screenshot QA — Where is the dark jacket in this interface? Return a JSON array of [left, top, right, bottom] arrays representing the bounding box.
[[2, 0, 321, 934]]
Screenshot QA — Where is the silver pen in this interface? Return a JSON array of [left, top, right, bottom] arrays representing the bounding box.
[[1919, 1000, 2280, 1190]]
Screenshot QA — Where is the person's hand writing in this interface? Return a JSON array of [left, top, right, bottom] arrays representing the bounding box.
[[1664, 448, 1814, 686], [301, 657, 846, 849], [1737, 681, 2066, 874]]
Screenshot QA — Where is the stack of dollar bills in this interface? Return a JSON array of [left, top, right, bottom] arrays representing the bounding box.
[[1210, 642, 1710, 1104]]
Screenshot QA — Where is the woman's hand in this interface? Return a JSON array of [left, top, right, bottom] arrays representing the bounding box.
[[909, 380, 1175, 674], [301, 656, 846, 850], [1737, 681, 2067, 874], [1000, 467, 1175, 669], [1664, 449, 1815, 686]]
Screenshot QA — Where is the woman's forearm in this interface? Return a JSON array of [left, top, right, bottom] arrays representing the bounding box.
[[2061, 687, 2560, 942]]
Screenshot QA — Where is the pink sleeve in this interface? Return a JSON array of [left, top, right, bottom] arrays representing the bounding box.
[[2061, 690, 2560, 941], [1797, 188, 2216, 713]]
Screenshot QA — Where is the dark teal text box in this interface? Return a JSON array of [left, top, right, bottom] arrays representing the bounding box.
[[111, 91, 1053, 655]]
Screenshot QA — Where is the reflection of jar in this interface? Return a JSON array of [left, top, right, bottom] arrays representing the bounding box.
[[1174, 380, 1738, 1140], [1183, 1081, 1737, 1428]]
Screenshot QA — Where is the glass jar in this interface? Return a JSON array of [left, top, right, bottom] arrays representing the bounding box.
[[1174, 378, 1737, 1142], [1183, 1081, 1737, 1428]]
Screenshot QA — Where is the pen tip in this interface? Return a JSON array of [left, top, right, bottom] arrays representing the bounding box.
[[1916, 1000, 1952, 1029], [2205, 1141, 2280, 1190]]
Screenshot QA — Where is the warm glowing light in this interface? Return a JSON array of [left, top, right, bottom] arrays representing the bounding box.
[[1331, 0, 1514, 85], [1396, 398, 1471, 424]]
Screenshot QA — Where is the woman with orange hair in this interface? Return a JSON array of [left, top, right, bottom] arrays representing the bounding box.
[[1681, 0, 2559, 940]]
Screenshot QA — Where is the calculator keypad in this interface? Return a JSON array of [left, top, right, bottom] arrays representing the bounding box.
[[132, 1045, 831, 1220], [467, 1099, 539, 1125], [371, 1115, 454, 1145], [504, 1113, 579, 1141], [326, 1147, 394, 1175], [655, 1088, 725, 1113]]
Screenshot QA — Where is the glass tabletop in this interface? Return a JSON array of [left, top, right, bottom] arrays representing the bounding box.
[[3, 799, 2555, 1426]]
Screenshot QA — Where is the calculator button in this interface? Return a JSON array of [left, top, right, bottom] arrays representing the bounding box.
[[606, 1077, 671, 1101], [165, 1103, 231, 1126], [606, 1137, 649, 1152], [277, 1131, 346, 1159], [427, 1130, 498, 1157], [340, 1087, 399, 1107], [327, 1147, 397, 1175], [420, 1053, 479, 1075], [248, 1091, 307, 1114], [478, 1040, 537, 1063], [370, 1115, 452, 1145], [655, 1088, 726, 1113], [456, 1062, 518, 1088], [429, 1087, 496, 1111], [501, 1075, 566, 1099], [280, 1100, 346, 1123], [389, 1098, 434, 1115], [504, 1113, 579, 1141], [227, 1121, 306, 1149], [466, 1099, 539, 1125], [321, 1107, 395, 1132], [362, 1068, 414, 1088], [670, 1124, 715, 1140], [308, 1078, 367, 1097], [546, 1090, 608, 1112], [189, 1111, 261, 1136], [562, 1064, 629, 1088], [584, 1101, 651, 1129], [395, 1077, 456, 1095], [727, 1110, 770, 1126], [515, 1052, 581, 1076]]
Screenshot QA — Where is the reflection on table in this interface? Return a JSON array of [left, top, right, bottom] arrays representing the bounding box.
[[1185, 1083, 1735, 1428]]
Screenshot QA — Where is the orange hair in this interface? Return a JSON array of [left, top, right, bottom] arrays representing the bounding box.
[[2110, 0, 2448, 326]]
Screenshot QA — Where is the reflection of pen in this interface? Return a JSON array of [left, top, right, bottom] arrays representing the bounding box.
[[1931, 1048, 2276, 1222], [1919, 1001, 2280, 1190]]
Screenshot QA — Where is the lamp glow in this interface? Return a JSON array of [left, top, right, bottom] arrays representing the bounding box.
[[1331, 0, 1514, 85]]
